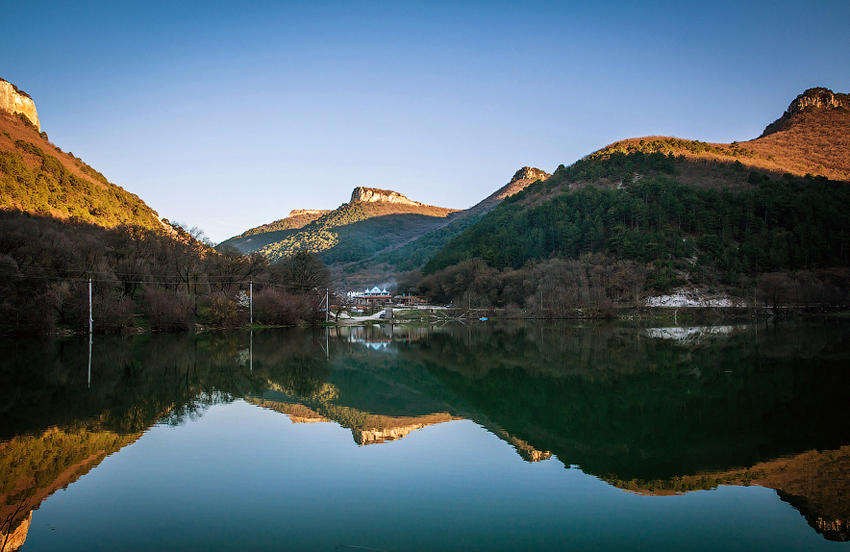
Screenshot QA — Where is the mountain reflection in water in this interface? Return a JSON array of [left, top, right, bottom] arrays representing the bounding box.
[[1, 319, 849, 549]]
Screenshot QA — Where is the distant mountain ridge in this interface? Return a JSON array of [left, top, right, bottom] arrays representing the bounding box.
[[220, 167, 549, 284], [219, 186, 459, 266]]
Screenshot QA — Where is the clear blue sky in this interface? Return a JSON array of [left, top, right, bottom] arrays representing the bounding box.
[[3, 1, 848, 243]]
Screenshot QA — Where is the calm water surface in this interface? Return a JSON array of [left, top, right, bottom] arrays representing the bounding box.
[[1, 319, 848, 551]]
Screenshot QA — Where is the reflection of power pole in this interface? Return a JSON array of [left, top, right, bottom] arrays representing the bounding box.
[[88, 277, 93, 335], [88, 277, 92, 388]]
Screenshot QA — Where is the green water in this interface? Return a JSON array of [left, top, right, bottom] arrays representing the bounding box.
[[1, 319, 848, 551]]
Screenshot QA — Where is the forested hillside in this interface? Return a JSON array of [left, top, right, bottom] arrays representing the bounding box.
[[372, 167, 550, 272], [0, 110, 163, 230], [221, 168, 549, 290], [419, 88, 850, 310]]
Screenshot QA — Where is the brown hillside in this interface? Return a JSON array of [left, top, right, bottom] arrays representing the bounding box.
[[555, 88, 850, 199], [610, 446, 850, 541], [745, 107, 850, 181]]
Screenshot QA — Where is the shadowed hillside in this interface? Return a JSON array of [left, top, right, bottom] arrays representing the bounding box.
[[419, 88, 850, 308]]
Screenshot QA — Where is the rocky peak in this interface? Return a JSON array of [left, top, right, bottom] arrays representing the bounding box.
[[487, 166, 550, 202], [0, 78, 40, 131], [510, 166, 550, 183], [787, 87, 850, 115], [350, 187, 423, 207], [761, 87, 849, 137]]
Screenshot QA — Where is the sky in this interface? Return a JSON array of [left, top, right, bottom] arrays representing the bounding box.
[[2, 1, 849, 244]]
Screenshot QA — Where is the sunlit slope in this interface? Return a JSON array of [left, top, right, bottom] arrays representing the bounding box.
[[221, 168, 549, 280], [0, 107, 164, 230], [217, 209, 331, 252]]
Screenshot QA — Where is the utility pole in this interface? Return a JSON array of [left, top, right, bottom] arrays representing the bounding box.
[[250, 280, 253, 325], [326, 288, 329, 323]]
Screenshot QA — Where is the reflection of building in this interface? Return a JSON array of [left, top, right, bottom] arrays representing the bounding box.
[[333, 325, 437, 349], [353, 286, 391, 307]]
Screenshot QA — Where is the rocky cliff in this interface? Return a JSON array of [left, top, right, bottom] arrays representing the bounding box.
[[0, 78, 40, 131], [786, 87, 850, 114], [350, 186, 424, 206], [761, 87, 849, 137]]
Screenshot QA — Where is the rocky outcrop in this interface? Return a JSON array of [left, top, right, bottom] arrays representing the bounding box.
[[353, 423, 431, 445], [0, 511, 31, 551], [0, 78, 40, 131], [350, 187, 424, 207], [493, 166, 550, 201], [289, 209, 330, 218], [761, 87, 849, 136], [786, 87, 850, 114], [510, 166, 550, 183]]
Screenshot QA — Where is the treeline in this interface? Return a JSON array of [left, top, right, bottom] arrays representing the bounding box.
[[0, 211, 332, 334], [417, 254, 850, 314], [426, 172, 850, 288], [418, 255, 646, 316]]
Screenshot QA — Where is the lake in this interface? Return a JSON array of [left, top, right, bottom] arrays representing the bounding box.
[[1, 319, 848, 551]]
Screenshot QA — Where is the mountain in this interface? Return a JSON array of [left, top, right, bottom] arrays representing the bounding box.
[[220, 187, 458, 265], [220, 169, 548, 287], [753, 87, 850, 180], [420, 88, 850, 306], [0, 79, 164, 230], [0, 79, 315, 335]]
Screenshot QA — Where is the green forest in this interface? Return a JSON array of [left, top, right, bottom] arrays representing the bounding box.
[[428, 171, 850, 279]]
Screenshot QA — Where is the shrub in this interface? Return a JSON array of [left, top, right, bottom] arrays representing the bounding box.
[[197, 293, 244, 327], [90, 290, 135, 333], [142, 288, 194, 331], [253, 288, 305, 326]]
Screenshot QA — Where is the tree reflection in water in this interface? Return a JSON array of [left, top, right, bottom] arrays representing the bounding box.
[[1, 318, 848, 545]]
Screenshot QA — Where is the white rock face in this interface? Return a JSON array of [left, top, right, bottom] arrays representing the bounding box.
[[644, 289, 747, 308], [0, 79, 40, 131]]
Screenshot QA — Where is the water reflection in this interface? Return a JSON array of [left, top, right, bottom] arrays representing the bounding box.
[[1, 319, 849, 548]]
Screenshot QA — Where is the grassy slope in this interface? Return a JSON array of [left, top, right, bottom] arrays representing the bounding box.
[[217, 210, 330, 252], [0, 111, 163, 230]]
